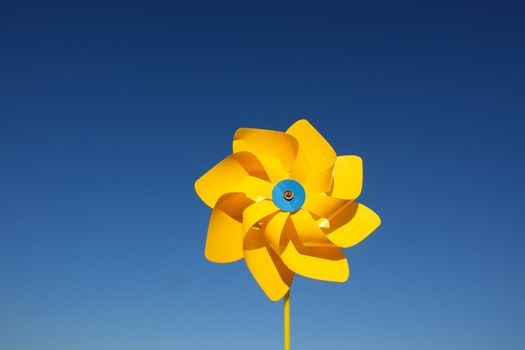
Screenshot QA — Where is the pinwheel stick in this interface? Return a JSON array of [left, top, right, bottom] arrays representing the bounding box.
[[284, 290, 290, 350]]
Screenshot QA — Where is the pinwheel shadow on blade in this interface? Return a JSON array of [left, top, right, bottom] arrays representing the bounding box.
[[194, 119, 381, 349]]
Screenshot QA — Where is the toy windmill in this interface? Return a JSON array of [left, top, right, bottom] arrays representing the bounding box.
[[195, 119, 380, 349]]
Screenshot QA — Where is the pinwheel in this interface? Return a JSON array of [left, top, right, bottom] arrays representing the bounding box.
[[195, 119, 380, 349]]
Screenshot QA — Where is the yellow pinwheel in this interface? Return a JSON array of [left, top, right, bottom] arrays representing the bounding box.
[[195, 119, 380, 301]]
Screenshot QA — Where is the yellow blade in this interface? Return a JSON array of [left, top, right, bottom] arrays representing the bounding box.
[[233, 128, 298, 182], [329, 155, 363, 200], [286, 148, 309, 185], [263, 211, 290, 253], [323, 202, 381, 248], [286, 119, 337, 193], [195, 152, 273, 207], [242, 200, 279, 237], [244, 227, 294, 301], [205, 193, 253, 263], [289, 209, 334, 247], [280, 239, 349, 282], [303, 192, 348, 219]]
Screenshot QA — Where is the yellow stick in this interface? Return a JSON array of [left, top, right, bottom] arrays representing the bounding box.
[[284, 290, 290, 350]]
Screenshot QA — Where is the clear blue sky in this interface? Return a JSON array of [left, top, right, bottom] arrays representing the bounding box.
[[1, 1, 524, 349]]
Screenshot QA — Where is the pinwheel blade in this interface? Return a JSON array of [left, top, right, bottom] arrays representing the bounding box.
[[281, 240, 349, 282], [263, 211, 290, 253], [287, 119, 337, 193], [233, 128, 298, 182], [303, 192, 348, 220], [195, 152, 273, 207], [324, 202, 381, 248], [205, 193, 253, 263], [244, 227, 294, 301], [242, 200, 279, 236], [330, 155, 363, 200], [289, 210, 333, 247]]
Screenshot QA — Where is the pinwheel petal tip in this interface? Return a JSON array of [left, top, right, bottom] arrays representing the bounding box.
[[331, 155, 363, 200], [194, 176, 211, 207]]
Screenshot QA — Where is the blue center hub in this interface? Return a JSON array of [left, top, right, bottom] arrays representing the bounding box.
[[272, 179, 306, 212]]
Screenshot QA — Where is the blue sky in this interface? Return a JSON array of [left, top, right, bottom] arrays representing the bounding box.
[[1, 1, 524, 349]]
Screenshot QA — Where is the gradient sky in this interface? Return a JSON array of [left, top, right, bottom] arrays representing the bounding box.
[[1, 1, 524, 349]]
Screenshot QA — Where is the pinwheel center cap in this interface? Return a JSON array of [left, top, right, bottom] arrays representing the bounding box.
[[272, 179, 305, 212]]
